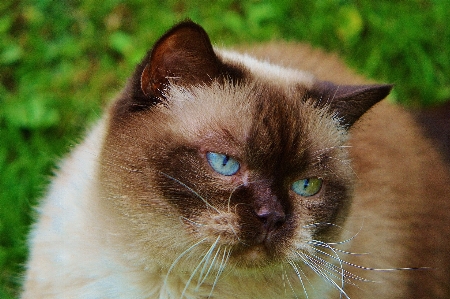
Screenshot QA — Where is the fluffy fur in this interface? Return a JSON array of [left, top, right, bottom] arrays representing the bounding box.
[[22, 21, 450, 299]]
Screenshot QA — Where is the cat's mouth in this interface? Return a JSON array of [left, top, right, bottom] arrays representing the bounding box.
[[193, 211, 291, 266], [228, 224, 293, 267]]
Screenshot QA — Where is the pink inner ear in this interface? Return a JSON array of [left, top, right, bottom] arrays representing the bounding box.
[[140, 64, 154, 97], [139, 21, 222, 99]]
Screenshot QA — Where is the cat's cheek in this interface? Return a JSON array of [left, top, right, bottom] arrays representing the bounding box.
[[191, 211, 242, 245], [279, 213, 318, 262]]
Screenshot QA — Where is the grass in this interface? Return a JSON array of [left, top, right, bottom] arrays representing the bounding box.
[[1, 1, 449, 297]]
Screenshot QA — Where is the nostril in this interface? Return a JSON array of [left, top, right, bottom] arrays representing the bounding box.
[[256, 208, 286, 232]]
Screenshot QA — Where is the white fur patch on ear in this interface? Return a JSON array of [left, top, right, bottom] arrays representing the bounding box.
[[216, 49, 316, 88]]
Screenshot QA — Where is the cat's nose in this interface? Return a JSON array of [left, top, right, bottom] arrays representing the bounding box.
[[255, 206, 286, 234]]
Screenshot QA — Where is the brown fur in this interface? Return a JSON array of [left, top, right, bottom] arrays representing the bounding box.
[[246, 42, 450, 298], [103, 23, 450, 296], [22, 21, 450, 299]]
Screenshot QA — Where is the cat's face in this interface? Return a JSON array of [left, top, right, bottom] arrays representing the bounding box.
[[99, 22, 391, 271]]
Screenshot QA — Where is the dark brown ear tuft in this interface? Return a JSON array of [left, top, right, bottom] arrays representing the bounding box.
[[309, 81, 393, 127], [141, 20, 222, 99]]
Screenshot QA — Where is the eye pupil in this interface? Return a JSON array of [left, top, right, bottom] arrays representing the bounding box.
[[206, 152, 240, 176], [292, 177, 323, 197], [222, 155, 230, 166], [303, 179, 309, 189]]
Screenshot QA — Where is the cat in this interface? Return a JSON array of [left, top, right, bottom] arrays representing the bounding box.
[[21, 21, 450, 299]]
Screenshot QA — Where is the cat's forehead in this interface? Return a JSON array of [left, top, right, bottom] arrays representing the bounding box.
[[164, 49, 320, 139], [163, 81, 256, 148]]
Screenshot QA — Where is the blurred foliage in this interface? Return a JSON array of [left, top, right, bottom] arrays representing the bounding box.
[[1, 0, 449, 297]]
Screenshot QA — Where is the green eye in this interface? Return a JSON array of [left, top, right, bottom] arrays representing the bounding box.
[[206, 152, 240, 176], [292, 177, 323, 197]]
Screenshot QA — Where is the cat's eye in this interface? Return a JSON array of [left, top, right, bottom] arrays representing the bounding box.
[[206, 152, 240, 176], [292, 177, 323, 197]]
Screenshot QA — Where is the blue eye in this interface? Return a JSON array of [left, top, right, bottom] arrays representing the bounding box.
[[292, 178, 323, 197], [206, 152, 240, 176]]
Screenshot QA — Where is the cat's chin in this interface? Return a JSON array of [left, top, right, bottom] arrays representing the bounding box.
[[229, 244, 284, 268]]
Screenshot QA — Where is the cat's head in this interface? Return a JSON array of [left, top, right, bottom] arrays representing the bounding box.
[[99, 21, 391, 270]]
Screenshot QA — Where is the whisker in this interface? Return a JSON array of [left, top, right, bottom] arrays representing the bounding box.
[[287, 259, 309, 299], [180, 216, 204, 227], [180, 236, 221, 299], [305, 251, 369, 284], [331, 84, 341, 102], [301, 252, 350, 288], [304, 221, 366, 247], [281, 264, 300, 299], [321, 163, 345, 180], [309, 241, 369, 256], [226, 183, 244, 213], [303, 223, 329, 229], [325, 156, 357, 177], [158, 171, 222, 214], [297, 251, 351, 299], [208, 247, 231, 298], [227, 224, 245, 246], [297, 252, 336, 293], [197, 244, 222, 289], [312, 246, 425, 272], [301, 220, 426, 297], [164, 174, 242, 247], [224, 183, 255, 247], [311, 240, 369, 287], [163, 238, 207, 290], [302, 222, 344, 229]]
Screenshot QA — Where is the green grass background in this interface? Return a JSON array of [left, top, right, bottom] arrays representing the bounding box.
[[1, 1, 449, 297]]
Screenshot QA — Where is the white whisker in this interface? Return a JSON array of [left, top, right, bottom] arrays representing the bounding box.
[[302, 252, 349, 288], [309, 241, 368, 256], [305, 252, 367, 285], [304, 221, 365, 247], [281, 264, 300, 299], [226, 183, 244, 213], [297, 251, 351, 299], [326, 156, 356, 177], [180, 236, 221, 299], [196, 237, 221, 289], [287, 259, 309, 299], [163, 238, 207, 290], [180, 216, 204, 227], [312, 239, 370, 288], [311, 246, 422, 272], [159, 171, 222, 214], [208, 247, 231, 298]]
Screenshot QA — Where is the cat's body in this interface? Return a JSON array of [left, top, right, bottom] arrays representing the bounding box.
[[22, 22, 450, 299]]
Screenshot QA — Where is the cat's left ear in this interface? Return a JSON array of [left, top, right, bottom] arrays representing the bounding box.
[[309, 81, 393, 127]]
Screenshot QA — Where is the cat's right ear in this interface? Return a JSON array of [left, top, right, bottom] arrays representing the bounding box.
[[139, 21, 222, 102], [116, 21, 243, 115]]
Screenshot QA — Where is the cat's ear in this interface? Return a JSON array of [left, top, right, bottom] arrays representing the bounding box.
[[309, 81, 393, 127], [140, 21, 222, 100]]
